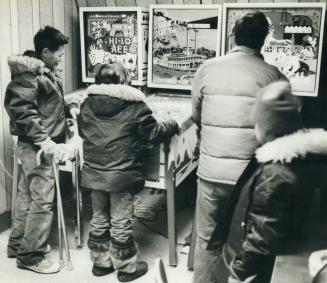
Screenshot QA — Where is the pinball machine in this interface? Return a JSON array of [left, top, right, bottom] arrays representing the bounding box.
[[61, 4, 223, 266]]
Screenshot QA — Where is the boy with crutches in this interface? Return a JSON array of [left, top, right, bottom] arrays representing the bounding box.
[[5, 26, 78, 274]]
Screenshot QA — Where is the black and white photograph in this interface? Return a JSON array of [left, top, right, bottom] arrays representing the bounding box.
[[0, 1, 327, 283]]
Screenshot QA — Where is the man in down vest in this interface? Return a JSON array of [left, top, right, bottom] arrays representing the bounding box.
[[191, 11, 287, 283]]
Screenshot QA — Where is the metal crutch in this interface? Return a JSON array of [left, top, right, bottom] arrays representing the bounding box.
[[11, 142, 19, 221], [53, 159, 73, 271], [71, 149, 83, 249], [55, 161, 64, 269]]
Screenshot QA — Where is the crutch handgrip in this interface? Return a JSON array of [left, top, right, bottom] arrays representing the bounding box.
[[36, 149, 44, 166]]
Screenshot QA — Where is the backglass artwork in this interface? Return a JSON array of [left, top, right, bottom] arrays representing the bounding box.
[[223, 3, 325, 96], [80, 7, 148, 86], [148, 5, 222, 91]]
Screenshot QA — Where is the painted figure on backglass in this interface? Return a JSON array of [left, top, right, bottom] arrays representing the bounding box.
[[85, 11, 139, 81], [152, 8, 219, 88], [225, 7, 324, 94]]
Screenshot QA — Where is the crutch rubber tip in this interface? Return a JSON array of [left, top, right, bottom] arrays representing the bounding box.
[[59, 260, 65, 269], [66, 262, 73, 271]]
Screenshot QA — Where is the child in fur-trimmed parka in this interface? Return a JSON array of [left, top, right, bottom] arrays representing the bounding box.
[[77, 63, 179, 282], [210, 81, 327, 283], [5, 26, 77, 275]]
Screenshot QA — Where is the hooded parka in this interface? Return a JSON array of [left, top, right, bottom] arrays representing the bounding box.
[[77, 84, 178, 192], [5, 54, 74, 144], [212, 129, 327, 283]]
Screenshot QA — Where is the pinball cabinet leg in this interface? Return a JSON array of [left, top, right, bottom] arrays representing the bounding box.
[[166, 168, 177, 266], [164, 142, 177, 266]]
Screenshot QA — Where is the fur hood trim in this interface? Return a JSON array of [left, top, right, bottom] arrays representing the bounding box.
[[87, 84, 145, 102], [8, 55, 44, 76], [256, 129, 327, 163]]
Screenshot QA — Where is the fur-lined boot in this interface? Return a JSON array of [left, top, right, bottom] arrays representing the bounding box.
[[87, 231, 114, 276], [110, 237, 148, 282]]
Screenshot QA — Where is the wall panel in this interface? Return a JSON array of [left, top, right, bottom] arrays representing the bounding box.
[[136, 0, 156, 7], [184, 0, 201, 4], [10, 0, 20, 54], [77, 0, 88, 6], [40, 0, 54, 27], [274, 0, 297, 3], [157, 0, 173, 4], [202, 0, 214, 4], [53, 0, 66, 90], [32, 0, 40, 35], [119, 0, 137, 6], [7, 1, 20, 215], [105, 0, 117, 6], [72, 0, 81, 90], [249, 0, 273, 2], [86, 0, 106, 6], [212, 0, 224, 4], [17, 0, 34, 52], [65, 0, 75, 92], [0, 0, 11, 215], [173, 0, 185, 4]]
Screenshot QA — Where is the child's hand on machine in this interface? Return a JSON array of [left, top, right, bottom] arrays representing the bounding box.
[[56, 144, 76, 162], [171, 119, 181, 135], [176, 121, 182, 135]]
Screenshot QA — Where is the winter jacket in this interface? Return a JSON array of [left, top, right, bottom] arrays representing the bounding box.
[[77, 84, 179, 192], [5, 54, 74, 144], [212, 129, 327, 283], [192, 46, 287, 184]]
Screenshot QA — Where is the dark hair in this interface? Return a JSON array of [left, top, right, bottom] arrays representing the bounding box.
[[23, 50, 38, 58], [234, 11, 269, 50], [34, 26, 69, 56], [95, 63, 131, 85]]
